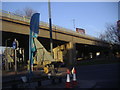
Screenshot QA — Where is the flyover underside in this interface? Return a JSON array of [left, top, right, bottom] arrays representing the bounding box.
[[1, 17, 112, 66], [2, 31, 67, 62], [2, 31, 114, 66], [76, 43, 110, 60]]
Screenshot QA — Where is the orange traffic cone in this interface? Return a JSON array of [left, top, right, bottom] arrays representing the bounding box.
[[65, 69, 72, 88], [72, 67, 77, 87]]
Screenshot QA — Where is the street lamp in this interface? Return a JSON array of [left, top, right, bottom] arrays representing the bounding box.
[[48, 0, 53, 57]]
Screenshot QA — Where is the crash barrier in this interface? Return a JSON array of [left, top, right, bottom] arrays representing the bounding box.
[[2, 73, 65, 89]]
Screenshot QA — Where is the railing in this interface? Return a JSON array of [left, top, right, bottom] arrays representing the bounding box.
[[0, 9, 97, 40]]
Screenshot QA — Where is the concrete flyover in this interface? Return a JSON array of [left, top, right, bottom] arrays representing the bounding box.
[[0, 10, 111, 66]]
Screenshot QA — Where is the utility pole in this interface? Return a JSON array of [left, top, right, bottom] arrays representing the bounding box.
[[48, 0, 53, 57]]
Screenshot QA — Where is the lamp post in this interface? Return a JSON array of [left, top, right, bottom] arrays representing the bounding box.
[[48, 0, 53, 57]]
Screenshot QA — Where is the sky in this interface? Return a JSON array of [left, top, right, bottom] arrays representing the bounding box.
[[118, 1, 120, 20], [2, 1, 119, 38]]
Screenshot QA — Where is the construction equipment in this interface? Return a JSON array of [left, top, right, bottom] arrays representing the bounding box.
[[33, 38, 54, 65], [29, 13, 66, 75], [33, 37, 62, 76], [29, 13, 55, 73]]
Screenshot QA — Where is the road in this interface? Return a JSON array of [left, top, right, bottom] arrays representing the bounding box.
[[35, 63, 120, 88], [76, 63, 120, 88], [2, 63, 120, 89]]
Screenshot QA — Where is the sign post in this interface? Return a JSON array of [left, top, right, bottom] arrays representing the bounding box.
[[13, 38, 19, 74]]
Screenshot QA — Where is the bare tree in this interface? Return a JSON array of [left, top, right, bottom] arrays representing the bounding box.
[[14, 9, 24, 16], [23, 7, 37, 17], [117, 20, 120, 42], [14, 7, 37, 18], [99, 24, 120, 44]]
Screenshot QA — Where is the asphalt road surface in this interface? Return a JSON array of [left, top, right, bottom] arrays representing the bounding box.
[[2, 63, 120, 89], [76, 63, 120, 88], [36, 63, 120, 88]]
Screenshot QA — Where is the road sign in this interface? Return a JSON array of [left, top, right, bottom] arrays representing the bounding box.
[[13, 41, 16, 49], [12, 39, 19, 49]]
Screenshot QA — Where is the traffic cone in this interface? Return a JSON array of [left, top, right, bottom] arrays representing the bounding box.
[[65, 69, 72, 88], [72, 67, 77, 87]]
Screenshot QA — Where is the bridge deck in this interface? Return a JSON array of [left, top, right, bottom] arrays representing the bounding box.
[[0, 10, 108, 46]]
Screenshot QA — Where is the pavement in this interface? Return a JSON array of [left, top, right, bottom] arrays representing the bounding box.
[[2, 71, 97, 89], [36, 79, 97, 88]]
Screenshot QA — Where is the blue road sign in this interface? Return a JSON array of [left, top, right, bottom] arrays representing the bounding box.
[[13, 41, 16, 49]]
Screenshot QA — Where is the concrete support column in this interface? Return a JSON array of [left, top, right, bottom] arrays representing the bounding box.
[[100, 50, 105, 58], [108, 50, 113, 59], [67, 41, 76, 66], [93, 52, 97, 58]]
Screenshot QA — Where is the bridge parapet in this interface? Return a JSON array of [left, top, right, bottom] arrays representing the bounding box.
[[0, 10, 97, 40], [1, 10, 109, 47]]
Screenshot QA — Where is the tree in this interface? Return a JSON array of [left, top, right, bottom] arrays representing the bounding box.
[[14, 9, 23, 16], [14, 7, 37, 18], [117, 20, 120, 42], [23, 7, 37, 17], [99, 23, 120, 44]]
